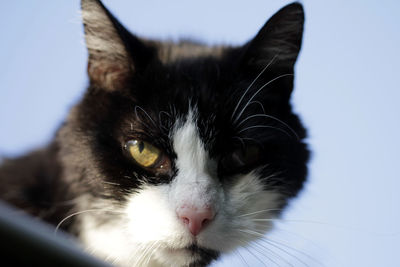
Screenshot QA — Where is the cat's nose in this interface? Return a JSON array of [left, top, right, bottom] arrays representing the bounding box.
[[177, 205, 215, 236]]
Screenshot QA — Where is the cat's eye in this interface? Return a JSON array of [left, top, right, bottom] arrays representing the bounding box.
[[125, 140, 163, 168], [220, 145, 261, 175], [124, 140, 172, 176]]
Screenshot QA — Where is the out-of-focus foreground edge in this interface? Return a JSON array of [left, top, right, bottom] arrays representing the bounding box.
[[0, 200, 112, 266]]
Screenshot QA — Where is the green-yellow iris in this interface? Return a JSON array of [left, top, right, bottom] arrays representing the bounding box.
[[127, 140, 161, 167]]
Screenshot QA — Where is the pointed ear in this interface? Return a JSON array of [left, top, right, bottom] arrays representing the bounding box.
[[81, 0, 148, 91], [241, 2, 304, 70]]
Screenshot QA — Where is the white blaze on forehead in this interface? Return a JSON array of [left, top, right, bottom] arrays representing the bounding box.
[[173, 113, 207, 173], [171, 111, 221, 208]]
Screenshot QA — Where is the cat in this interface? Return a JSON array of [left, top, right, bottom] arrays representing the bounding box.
[[0, 0, 309, 266]]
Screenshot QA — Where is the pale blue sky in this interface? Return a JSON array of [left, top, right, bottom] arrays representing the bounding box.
[[1, 0, 399, 266]]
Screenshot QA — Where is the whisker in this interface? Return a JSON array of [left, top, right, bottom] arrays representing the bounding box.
[[226, 235, 268, 266], [101, 181, 121, 186], [233, 73, 294, 124], [237, 125, 292, 138], [250, 218, 344, 227], [158, 110, 171, 119], [238, 208, 282, 218], [260, 238, 310, 267], [143, 241, 161, 267], [274, 226, 326, 255], [231, 54, 278, 121], [135, 105, 157, 127], [247, 100, 266, 115], [235, 231, 277, 267], [142, 241, 161, 267], [236, 114, 300, 140], [234, 249, 250, 267], [261, 237, 324, 266], [135, 243, 152, 267], [248, 242, 286, 267], [239, 223, 326, 266], [240, 229, 310, 267], [54, 209, 124, 234], [158, 110, 172, 132], [232, 136, 264, 147], [243, 246, 270, 267], [129, 242, 147, 266]]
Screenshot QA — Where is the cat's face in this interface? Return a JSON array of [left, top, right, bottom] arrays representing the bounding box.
[[58, 0, 308, 266]]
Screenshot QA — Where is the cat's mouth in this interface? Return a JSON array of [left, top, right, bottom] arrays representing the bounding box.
[[186, 244, 219, 257], [163, 244, 219, 264], [185, 244, 220, 265]]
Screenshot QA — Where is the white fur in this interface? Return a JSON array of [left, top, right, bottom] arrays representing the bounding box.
[[170, 111, 222, 214], [78, 108, 282, 266]]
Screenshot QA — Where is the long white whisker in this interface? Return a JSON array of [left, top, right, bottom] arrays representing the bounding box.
[[235, 231, 277, 267], [238, 208, 282, 218], [135, 105, 157, 127], [149, 242, 163, 266], [247, 100, 266, 115], [54, 209, 124, 234], [260, 238, 310, 267], [252, 241, 295, 267], [236, 114, 300, 140], [144, 241, 161, 267], [226, 235, 268, 266], [135, 243, 153, 267], [234, 249, 250, 267], [234, 73, 294, 124], [231, 54, 278, 121], [242, 245, 270, 267], [251, 218, 341, 226], [237, 124, 292, 138], [240, 227, 324, 266], [241, 229, 308, 266], [274, 226, 325, 254], [262, 237, 324, 266], [129, 242, 147, 266]]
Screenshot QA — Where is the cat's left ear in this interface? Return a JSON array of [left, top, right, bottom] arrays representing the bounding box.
[[240, 3, 304, 71], [81, 0, 154, 91]]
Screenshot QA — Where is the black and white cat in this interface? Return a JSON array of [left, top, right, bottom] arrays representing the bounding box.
[[0, 0, 309, 266]]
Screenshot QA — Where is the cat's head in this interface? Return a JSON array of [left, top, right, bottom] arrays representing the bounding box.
[[58, 0, 309, 266]]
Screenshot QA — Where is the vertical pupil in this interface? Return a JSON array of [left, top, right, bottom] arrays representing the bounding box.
[[138, 141, 145, 153]]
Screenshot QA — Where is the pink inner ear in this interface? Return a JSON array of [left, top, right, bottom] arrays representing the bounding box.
[[88, 60, 133, 91]]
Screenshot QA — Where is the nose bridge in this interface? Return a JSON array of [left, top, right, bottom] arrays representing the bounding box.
[[171, 110, 219, 207], [174, 169, 217, 208]]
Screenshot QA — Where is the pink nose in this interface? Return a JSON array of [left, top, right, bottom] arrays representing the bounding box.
[[177, 205, 215, 236]]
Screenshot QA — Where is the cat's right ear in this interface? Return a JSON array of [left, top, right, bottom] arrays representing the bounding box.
[[81, 0, 154, 91]]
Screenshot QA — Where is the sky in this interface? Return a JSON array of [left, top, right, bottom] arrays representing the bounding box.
[[1, 0, 399, 266]]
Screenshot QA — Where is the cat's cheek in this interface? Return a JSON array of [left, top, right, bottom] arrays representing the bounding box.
[[124, 185, 191, 247], [123, 185, 200, 266], [208, 172, 281, 251]]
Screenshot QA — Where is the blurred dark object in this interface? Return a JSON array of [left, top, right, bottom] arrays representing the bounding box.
[[0, 201, 111, 267]]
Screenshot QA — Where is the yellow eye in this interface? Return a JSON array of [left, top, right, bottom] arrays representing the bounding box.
[[126, 140, 161, 167]]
